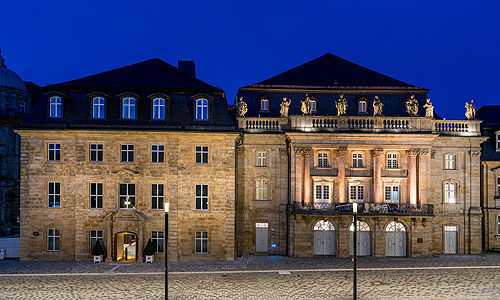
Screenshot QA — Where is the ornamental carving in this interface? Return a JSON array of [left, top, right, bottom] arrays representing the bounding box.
[[371, 148, 383, 157], [336, 94, 347, 116], [431, 150, 436, 159], [465, 100, 476, 120], [373, 96, 383, 116], [336, 147, 347, 156], [280, 97, 291, 117], [469, 150, 480, 157], [407, 149, 420, 156], [294, 147, 312, 156], [419, 149, 429, 156], [406, 95, 419, 116]]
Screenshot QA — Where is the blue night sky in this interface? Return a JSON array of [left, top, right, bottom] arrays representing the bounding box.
[[2, 0, 499, 120]]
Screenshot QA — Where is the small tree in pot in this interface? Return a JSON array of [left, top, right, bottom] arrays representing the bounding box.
[[143, 239, 156, 263], [91, 240, 105, 263]]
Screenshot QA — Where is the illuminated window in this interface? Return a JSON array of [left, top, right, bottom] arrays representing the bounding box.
[[318, 152, 329, 167], [195, 98, 209, 120], [257, 152, 267, 167], [256, 179, 268, 200], [445, 154, 456, 170], [152, 98, 165, 120], [122, 97, 136, 119], [195, 146, 208, 164], [309, 100, 317, 112], [119, 183, 135, 209], [352, 153, 364, 168], [151, 184, 164, 210], [48, 182, 61, 208], [350, 185, 364, 202], [121, 145, 134, 163], [151, 231, 164, 253], [48, 229, 60, 251], [90, 144, 103, 162], [497, 134, 500, 151], [90, 230, 103, 253], [90, 182, 103, 209], [387, 153, 398, 169], [444, 182, 457, 203], [385, 185, 399, 203], [260, 99, 269, 111], [195, 231, 208, 254], [195, 184, 208, 210], [48, 143, 61, 161], [49, 96, 62, 118], [358, 101, 367, 113], [151, 145, 164, 163], [315, 184, 330, 203], [92, 97, 105, 119]]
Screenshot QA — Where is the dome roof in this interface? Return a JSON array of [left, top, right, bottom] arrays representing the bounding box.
[[0, 50, 27, 92]]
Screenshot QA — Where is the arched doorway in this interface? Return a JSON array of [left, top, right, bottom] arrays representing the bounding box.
[[385, 221, 406, 257], [114, 231, 138, 262], [349, 221, 371, 256], [313, 220, 335, 255]]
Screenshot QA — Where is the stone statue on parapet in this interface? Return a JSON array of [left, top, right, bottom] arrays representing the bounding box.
[[423, 98, 434, 118], [301, 94, 311, 115], [336, 94, 347, 116], [406, 95, 419, 116], [280, 97, 291, 117], [237, 97, 248, 117], [0, 49, 5, 67], [465, 100, 476, 120], [373, 96, 383, 116]]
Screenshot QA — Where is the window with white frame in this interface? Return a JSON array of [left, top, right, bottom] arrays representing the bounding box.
[[90, 144, 103, 162], [121, 144, 134, 163], [152, 97, 165, 120], [151, 184, 164, 210], [151, 145, 164, 163], [358, 101, 367, 113], [309, 100, 317, 112], [256, 179, 268, 200], [122, 97, 136, 119], [445, 154, 456, 170], [119, 183, 135, 209], [48, 229, 60, 251], [195, 231, 208, 254], [498, 216, 500, 235], [92, 97, 105, 119], [350, 185, 364, 202], [49, 96, 62, 118], [257, 152, 267, 167], [497, 177, 500, 196], [195, 184, 208, 210], [387, 153, 398, 169], [151, 231, 164, 253], [89, 230, 103, 253], [260, 99, 269, 111], [195, 98, 209, 120], [318, 152, 329, 168], [385, 185, 399, 203], [315, 184, 330, 203], [497, 133, 500, 150], [48, 182, 61, 208], [195, 146, 208, 164], [18, 101, 25, 113], [90, 182, 103, 209], [48, 143, 61, 161], [352, 153, 364, 168], [444, 182, 457, 203]]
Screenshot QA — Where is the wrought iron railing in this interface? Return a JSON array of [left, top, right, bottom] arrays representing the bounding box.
[[292, 202, 434, 216]]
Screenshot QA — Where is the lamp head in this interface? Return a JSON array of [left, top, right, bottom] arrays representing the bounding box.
[[165, 203, 169, 213], [353, 202, 358, 214]]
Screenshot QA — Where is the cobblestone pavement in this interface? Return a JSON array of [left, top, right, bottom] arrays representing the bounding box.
[[1, 254, 500, 299]]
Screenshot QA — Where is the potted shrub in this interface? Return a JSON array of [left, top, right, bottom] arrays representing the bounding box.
[[143, 239, 156, 263], [91, 240, 105, 263]]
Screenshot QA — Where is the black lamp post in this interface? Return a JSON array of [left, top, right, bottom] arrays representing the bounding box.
[[353, 202, 358, 300], [165, 202, 169, 300]]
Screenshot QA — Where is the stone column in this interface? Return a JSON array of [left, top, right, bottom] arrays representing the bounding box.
[[336, 147, 347, 203], [293, 148, 304, 203], [303, 148, 312, 203], [418, 149, 429, 204], [408, 149, 419, 205], [371, 148, 383, 203], [137, 223, 144, 262], [106, 221, 113, 261]]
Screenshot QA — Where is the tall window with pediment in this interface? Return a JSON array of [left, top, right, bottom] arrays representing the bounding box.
[[260, 99, 269, 111], [358, 101, 367, 113], [444, 182, 457, 203], [315, 184, 330, 203]]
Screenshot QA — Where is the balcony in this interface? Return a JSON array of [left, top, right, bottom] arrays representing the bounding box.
[[292, 202, 434, 216]]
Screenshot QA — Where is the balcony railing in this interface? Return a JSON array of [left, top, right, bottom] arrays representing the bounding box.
[[292, 202, 434, 216]]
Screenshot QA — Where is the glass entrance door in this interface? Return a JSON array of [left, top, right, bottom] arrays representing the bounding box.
[[115, 232, 137, 262]]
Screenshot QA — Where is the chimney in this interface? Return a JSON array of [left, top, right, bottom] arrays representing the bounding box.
[[178, 60, 196, 78]]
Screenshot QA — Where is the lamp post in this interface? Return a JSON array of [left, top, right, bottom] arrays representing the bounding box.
[[353, 202, 358, 300], [165, 202, 169, 300]]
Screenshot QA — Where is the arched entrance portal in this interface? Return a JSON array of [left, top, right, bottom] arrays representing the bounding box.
[[313, 220, 335, 255], [349, 221, 371, 256], [114, 232, 138, 262], [385, 221, 406, 257]]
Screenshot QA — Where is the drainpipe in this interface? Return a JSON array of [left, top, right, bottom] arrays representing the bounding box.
[[286, 138, 291, 256]]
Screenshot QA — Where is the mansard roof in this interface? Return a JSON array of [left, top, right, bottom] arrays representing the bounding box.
[[477, 106, 500, 161], [243, 53, 428, 92], [477, 105, 500, 127]]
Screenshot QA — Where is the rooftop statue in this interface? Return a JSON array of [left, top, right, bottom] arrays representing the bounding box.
[[237, 97, 248, 117], [301, 94, 311, 115], [373, 96, 383, 116], [406, 95, 419, 116], [423, 98, 434, 118], [280, 97, 291, 117], [0, 49, 5, 67], [336, 94, 347, 116], [465, 100, 476, 120]]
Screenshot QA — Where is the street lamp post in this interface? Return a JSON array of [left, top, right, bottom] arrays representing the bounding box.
[[353, 202, 358, 300], [165, 202, 169, 300]]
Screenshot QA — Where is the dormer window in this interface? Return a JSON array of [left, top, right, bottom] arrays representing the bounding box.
[[309, 100, 317, 113], [260, 99, 269, 111], [358, 101, 367, 113], [122, 97, 136, 119], [152, 97, 165, 120], [92, 97, 105, 119], [497, 133, 500, 151], [49, 96, 62, 118], [18, 101, 26, 113], [195, 98, 209, 120]]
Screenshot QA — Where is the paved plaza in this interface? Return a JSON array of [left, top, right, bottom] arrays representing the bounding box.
[[1, 254, 500, 299]]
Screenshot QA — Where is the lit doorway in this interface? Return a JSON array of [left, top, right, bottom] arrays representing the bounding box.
[[115, 232, 137, 262]]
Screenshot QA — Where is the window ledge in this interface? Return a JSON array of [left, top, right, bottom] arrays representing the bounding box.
[[386, 168, 402, 171]]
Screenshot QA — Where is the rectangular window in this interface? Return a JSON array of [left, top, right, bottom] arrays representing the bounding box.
[[387, 153, 398, 169], [121, 145, 134, 163], [90, 144, 103, 162], [18, 101, 26, 113], [92, 97, 105, 119], [90, 183, 103, 209], [119, 183, 135, 209], [256, 179, 268, 200], [358, 101, 367, 113], [151, 231, 164, 253], [151, 184, 164, 210], [195, 184, 208, 210], [152, 98, 165, 120], [318, 152, 328, 167], [385, 185, 399, 203], [350, 185, 364, 202], [48, 143, 61, 161], [195, 231, 208, 254], [49, 96, 62, 118], [309, 100, 317, 112], [444, 182, 457, 203], [151, 145, 164, 163], [90, 230, 103, 253], [498, 216, 500, 235], [257, 152, 267, 167], [497, 134, 500, 151], [122, 97, 136, 119], [315, 185, 330, 202], [48, 229, 60, 251], [48, 182, 61, 208], [445, 154, 456, 170], [195, 146, 208, 164], [260, 99, 269, 111], [497, 177, 500, 196], [352, 153, 363, 168]]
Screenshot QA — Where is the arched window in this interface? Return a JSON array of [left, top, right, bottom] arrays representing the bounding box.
[[309, 99, 317, 113], [152, 97, 165, 120], [49, 96, 62, 118], [122, 97, 136, 119], [314, 220, 335, 231], [386, 221, 406, 232], [260, 98, 269, 111], [92, 97, 105, 119], [358, 100, 367, 113], [196, 98, 209, 120], [349, 221, 370, 232]]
